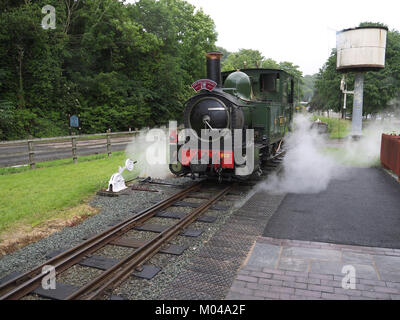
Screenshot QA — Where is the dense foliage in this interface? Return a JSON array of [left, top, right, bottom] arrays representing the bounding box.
[[302, 74, 317, 102], [310, 23, 400, 117], [0, 0, 217, 140]]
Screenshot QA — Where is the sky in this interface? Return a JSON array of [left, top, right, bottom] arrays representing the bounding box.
[[125, 0, 400, 75]]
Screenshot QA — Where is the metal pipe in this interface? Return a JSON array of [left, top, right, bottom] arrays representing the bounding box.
[[352, 72, 365, 137]]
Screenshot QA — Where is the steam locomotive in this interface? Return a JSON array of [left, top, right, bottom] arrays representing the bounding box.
[[169, 52, 294, 181]]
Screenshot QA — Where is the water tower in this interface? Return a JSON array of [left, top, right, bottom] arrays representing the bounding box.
[[336, 26, 388, 137]]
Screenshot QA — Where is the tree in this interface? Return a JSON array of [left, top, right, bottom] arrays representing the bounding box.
[[262, 58, 279, 69], [302, 74, 317, 102], [311, 49, 342, 112], [128, 0, 217, 124], [0, 0, 218, 139], [216, 46, 230, 63], [221, 48, 264, 71], [0, 1, 70, 138]]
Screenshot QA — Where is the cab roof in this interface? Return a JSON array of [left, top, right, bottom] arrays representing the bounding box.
[[222, 68, 290, 76]]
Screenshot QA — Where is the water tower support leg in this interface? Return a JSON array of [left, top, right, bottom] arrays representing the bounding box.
[[352, 72, 364, 137]]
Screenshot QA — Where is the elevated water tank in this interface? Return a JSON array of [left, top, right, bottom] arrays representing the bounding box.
[[336, 26, 388, 72]]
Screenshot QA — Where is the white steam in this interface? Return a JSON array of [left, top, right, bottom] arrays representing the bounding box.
[[341, 119, 400, 167], [257, 114, 342, 194], [125, 127, 172, 179], [256, 114, 399, 195]]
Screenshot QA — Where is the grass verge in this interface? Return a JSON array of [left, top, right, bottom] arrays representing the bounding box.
[[0, 151, 138, 254], [0, 204, 99, 256], [312, 115, 351, 139]]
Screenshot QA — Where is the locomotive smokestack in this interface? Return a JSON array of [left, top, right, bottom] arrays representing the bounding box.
[[206, 52, 223, 87]]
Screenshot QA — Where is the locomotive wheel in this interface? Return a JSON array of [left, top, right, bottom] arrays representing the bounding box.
[[169, 162, 185, 176]]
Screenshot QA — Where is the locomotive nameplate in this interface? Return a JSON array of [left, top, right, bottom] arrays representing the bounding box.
[[191, 79, 217, 92]]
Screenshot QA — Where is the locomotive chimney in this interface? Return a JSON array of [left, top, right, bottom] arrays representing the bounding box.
[[206, 52, 223, 87]]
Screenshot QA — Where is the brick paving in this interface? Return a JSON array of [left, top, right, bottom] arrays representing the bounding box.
[[226, 237, 400, 300]]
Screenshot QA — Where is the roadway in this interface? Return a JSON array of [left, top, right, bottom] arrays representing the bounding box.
[[0, 136, 133, 168]]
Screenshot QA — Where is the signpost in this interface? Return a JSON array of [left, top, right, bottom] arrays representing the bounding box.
[[68, 114, 81, 135], [68, 114, 81, 162]]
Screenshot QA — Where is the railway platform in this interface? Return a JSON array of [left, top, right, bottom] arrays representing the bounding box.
[[226, 167, 400, 300]]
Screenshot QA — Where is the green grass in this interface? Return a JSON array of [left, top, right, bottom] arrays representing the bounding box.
[[0, 151, 138, 235], [312, 115, 351, 139]]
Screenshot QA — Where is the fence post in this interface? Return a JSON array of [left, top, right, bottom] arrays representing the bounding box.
[[28, 135, 35, 169], [71, 132, 77, 164], [106, 129, 111, 157]]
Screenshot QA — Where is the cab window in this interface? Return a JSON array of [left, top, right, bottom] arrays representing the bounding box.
[[260, 73, 279, 93], [288, 79, 294, 104]]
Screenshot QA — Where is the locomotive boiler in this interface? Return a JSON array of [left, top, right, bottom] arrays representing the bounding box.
[[169, 52, 294, 181]]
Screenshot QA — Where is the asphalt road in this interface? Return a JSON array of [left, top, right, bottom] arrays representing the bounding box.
[[263, 167, 400, 249], [0, 136, 133, 167]]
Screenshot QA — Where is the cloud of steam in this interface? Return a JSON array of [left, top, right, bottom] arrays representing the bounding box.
[[257, 114, 342, 194], [256, 113, 400, 195], [125, 127, 172, 179], [341, 119, 400, 167]]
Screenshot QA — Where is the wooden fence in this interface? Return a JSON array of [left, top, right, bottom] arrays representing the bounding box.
[[381, 134, 400, 181], [0, 130, 139, 169]]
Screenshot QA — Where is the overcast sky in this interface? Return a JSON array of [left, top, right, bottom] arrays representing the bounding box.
[[126, 0, 400, 75]]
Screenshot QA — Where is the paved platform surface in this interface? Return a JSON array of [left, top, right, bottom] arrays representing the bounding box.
[[263, 167, 400, 249], [226, 168, 400, 300], [157, 191, 285, 299], [226, 237, 400, 300]]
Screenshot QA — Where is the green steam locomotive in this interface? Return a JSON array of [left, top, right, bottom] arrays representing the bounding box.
[[169, 52, 294, 181]]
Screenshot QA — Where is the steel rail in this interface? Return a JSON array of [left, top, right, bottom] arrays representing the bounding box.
[[0, 182, 202, 300], [66, 184, 235, 300]]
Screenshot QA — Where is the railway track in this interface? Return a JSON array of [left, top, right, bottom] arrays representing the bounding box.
[[0, 149, 285, 300], [0, 181, 234, 300]]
